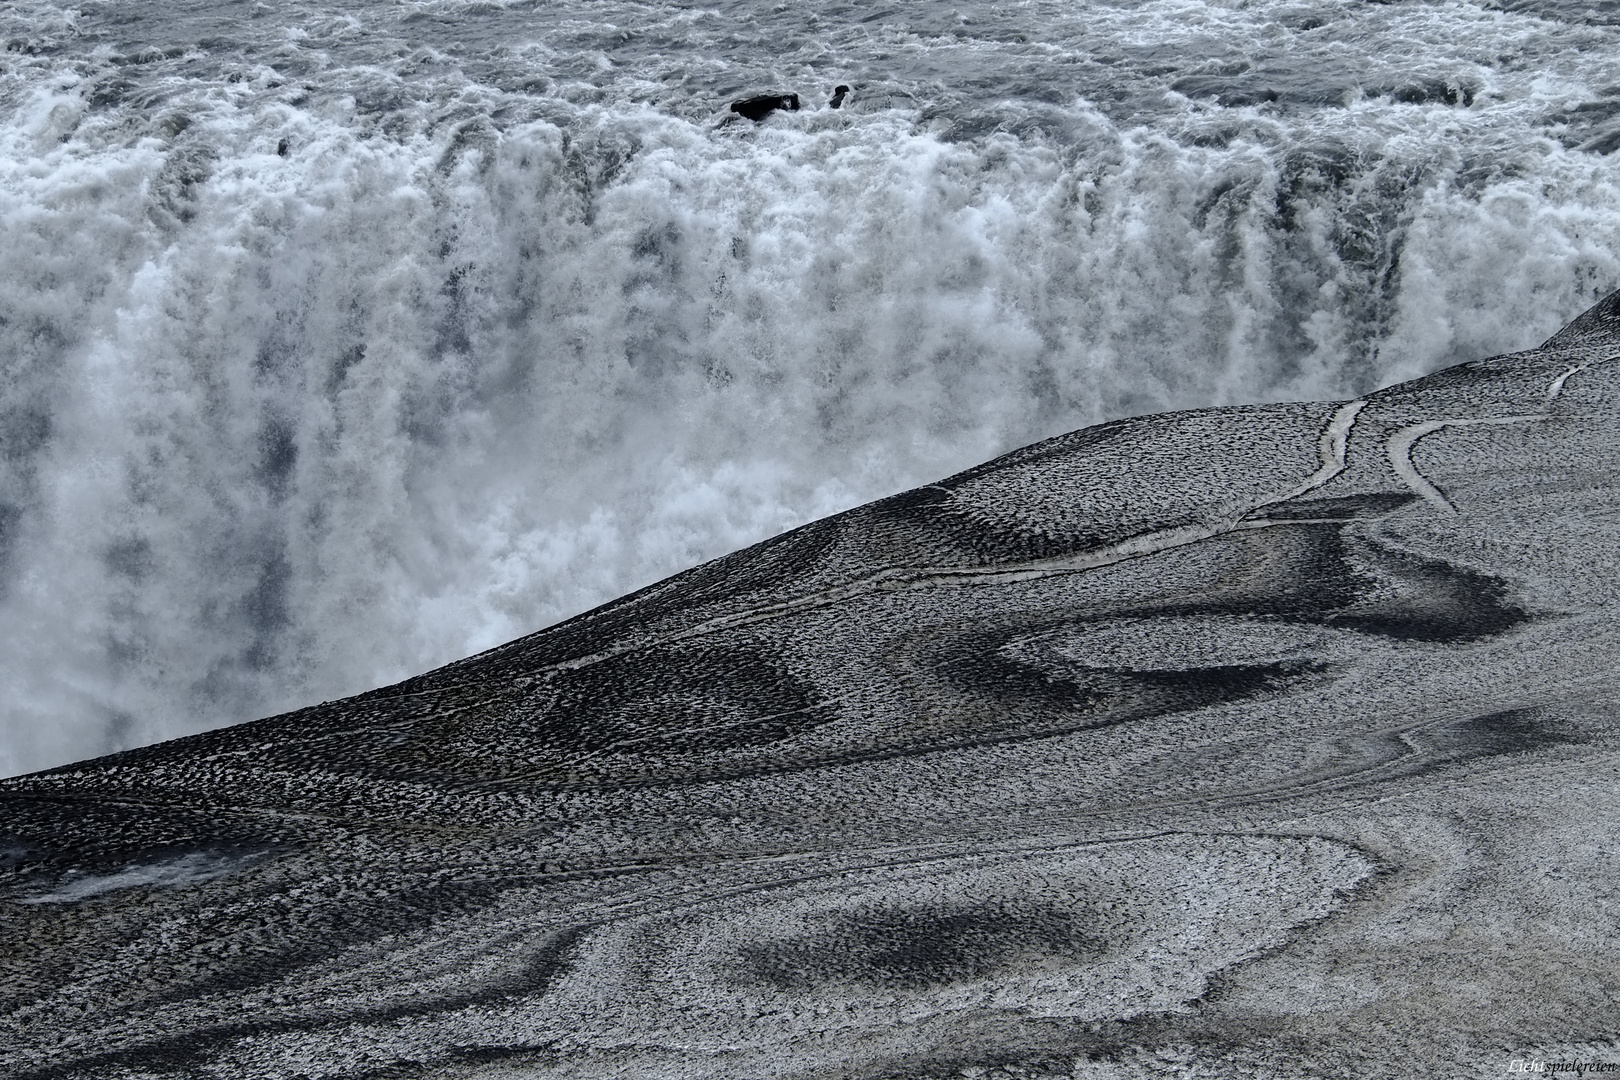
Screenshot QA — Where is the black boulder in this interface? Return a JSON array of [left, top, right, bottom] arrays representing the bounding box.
[[730, 93, 801, 121]]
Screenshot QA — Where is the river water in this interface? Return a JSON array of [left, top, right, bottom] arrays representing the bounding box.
[[2, 0, 1618, 775]]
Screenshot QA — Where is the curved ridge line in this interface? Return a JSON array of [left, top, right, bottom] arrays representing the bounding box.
[[1386, 415, 1548, 514], [535, 403, 1378, 676], [1547, 364, 1588, 402], [1252, 399, 1366, 511]]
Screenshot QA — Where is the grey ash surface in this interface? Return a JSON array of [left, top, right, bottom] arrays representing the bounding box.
[[6, 293, 1620, 1077]]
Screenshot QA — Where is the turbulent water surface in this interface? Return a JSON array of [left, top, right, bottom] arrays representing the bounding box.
[[3, 0, 1619, 774]]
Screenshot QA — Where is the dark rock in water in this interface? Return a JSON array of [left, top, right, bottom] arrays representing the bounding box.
[[5, 290, 1620, 1077], [730, 92, 800, 121], [829, 84, 850, 108]]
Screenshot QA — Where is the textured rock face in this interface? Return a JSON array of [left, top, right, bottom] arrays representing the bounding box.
[[3, 292, 1620, 1078]]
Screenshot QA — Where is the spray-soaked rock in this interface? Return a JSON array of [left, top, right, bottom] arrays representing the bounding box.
[[729, 92, 800, 121]]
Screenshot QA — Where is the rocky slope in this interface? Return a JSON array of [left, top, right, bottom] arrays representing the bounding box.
[[4, 292, 1620, 1078]]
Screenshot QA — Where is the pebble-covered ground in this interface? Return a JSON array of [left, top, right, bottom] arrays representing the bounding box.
[[3, 292, 1620, 1078]]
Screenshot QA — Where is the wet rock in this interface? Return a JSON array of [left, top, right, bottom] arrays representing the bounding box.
[[729, 92, 800, 121]]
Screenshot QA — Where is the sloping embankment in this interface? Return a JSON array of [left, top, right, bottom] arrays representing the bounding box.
[[5, 291, 1620, 1078]]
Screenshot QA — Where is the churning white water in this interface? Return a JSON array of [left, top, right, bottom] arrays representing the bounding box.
[[3, 0, 1619, 775]]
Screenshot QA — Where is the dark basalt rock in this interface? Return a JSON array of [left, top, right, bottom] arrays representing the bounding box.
[[729, 92, 800, 121], [4, 290, 1620, 1078], [829, 83, 850, 108]]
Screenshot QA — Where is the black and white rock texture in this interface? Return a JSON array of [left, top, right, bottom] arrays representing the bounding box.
[[5, 291, 1620, 1079]]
